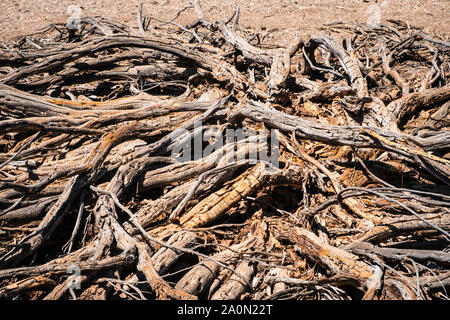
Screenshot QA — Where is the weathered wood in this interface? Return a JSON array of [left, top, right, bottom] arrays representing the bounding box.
[[0, 5, 448, 300], [210, 260, 254, 300], [356, 213, 450, 243], [348, 241, 450, 266], [152, 231, 200, 274], [179, 162, 269, 228], [277, 224, 378, 290], [174, 237, 256, 296]]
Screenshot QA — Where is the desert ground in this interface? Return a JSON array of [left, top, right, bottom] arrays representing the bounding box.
[[1, 0, 449, 41]]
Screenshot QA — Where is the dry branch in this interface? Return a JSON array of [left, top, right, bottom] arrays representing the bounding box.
[[0, 2, 449, 300]]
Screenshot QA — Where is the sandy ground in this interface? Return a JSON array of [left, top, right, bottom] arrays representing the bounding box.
[[0, 0, 449, 41]]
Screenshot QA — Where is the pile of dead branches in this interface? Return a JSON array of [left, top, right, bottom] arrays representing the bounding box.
[[0, 1, 449, 300]]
